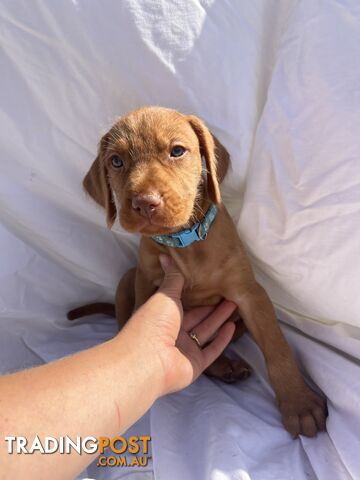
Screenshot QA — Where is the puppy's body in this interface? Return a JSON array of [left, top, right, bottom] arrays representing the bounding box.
[[138, 205, 252, 307], [69, 107, 327, 438]]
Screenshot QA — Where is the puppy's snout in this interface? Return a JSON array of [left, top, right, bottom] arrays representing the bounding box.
[[132, 193, 163, 218]]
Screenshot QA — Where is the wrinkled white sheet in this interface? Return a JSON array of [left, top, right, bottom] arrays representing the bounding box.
[[0, 1, 359, 479]]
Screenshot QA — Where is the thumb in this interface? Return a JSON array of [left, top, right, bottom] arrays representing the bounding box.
[[158, 254, 184, 300]]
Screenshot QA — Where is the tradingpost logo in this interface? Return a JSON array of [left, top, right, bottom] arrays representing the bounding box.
[[3, 435, 151, 467]]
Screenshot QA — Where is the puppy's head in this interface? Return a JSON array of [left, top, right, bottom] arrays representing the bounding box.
[[83, 107, 229, 235]]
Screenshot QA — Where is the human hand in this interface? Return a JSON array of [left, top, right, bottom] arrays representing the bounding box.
[[122, 255, 236, 397]]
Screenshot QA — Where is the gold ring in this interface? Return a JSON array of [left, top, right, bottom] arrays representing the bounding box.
[[189, 331, 201, 347]]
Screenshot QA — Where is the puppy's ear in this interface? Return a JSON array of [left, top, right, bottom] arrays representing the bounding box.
[[212, 134, 230, 185], [83, 134, 116, 228], [187, 115, 230, 204]]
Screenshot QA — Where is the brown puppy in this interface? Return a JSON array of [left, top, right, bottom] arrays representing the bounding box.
[[68, 106, 327, 437]]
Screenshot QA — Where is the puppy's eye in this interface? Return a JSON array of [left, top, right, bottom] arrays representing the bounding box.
[[170, 146, 186, 158], [111, 155, 124, 169]]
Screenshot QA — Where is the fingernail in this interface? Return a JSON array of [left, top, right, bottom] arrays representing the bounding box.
[[159, 254, 172, 271]]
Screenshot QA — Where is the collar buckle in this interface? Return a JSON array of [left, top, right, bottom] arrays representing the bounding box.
[[151, 204, 217, 249], [174, 225, 200, 247]]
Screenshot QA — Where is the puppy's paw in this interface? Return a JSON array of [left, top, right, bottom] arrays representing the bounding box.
[[205, 355, 252, 383], [221, 359, 252, 383], [280, 386, 328, 437]]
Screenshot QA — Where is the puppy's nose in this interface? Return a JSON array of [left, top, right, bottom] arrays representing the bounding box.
[[132, 193, 162, 217]]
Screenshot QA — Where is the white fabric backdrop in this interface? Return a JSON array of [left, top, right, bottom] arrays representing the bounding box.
[[0, 1, 359, 479]]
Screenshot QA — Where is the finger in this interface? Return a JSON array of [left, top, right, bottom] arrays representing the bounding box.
[[190, 301, 237, 346], [158, 254, 184, 300], [201, 321, 236, 370], [182, 305, 216, 331]]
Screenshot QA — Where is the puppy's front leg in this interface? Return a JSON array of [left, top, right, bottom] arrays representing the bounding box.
[[114, 267, 156, 331], [233, 283, 327, 437], [134, 267, 157, 311], [114, 268, 136, 329]]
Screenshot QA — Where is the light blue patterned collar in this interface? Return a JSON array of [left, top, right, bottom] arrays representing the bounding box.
[[151, 204, 217, 248]]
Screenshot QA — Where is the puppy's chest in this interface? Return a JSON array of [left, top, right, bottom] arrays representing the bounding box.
[[181, 270, 226, 307], [151, 252, 229, 307]]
